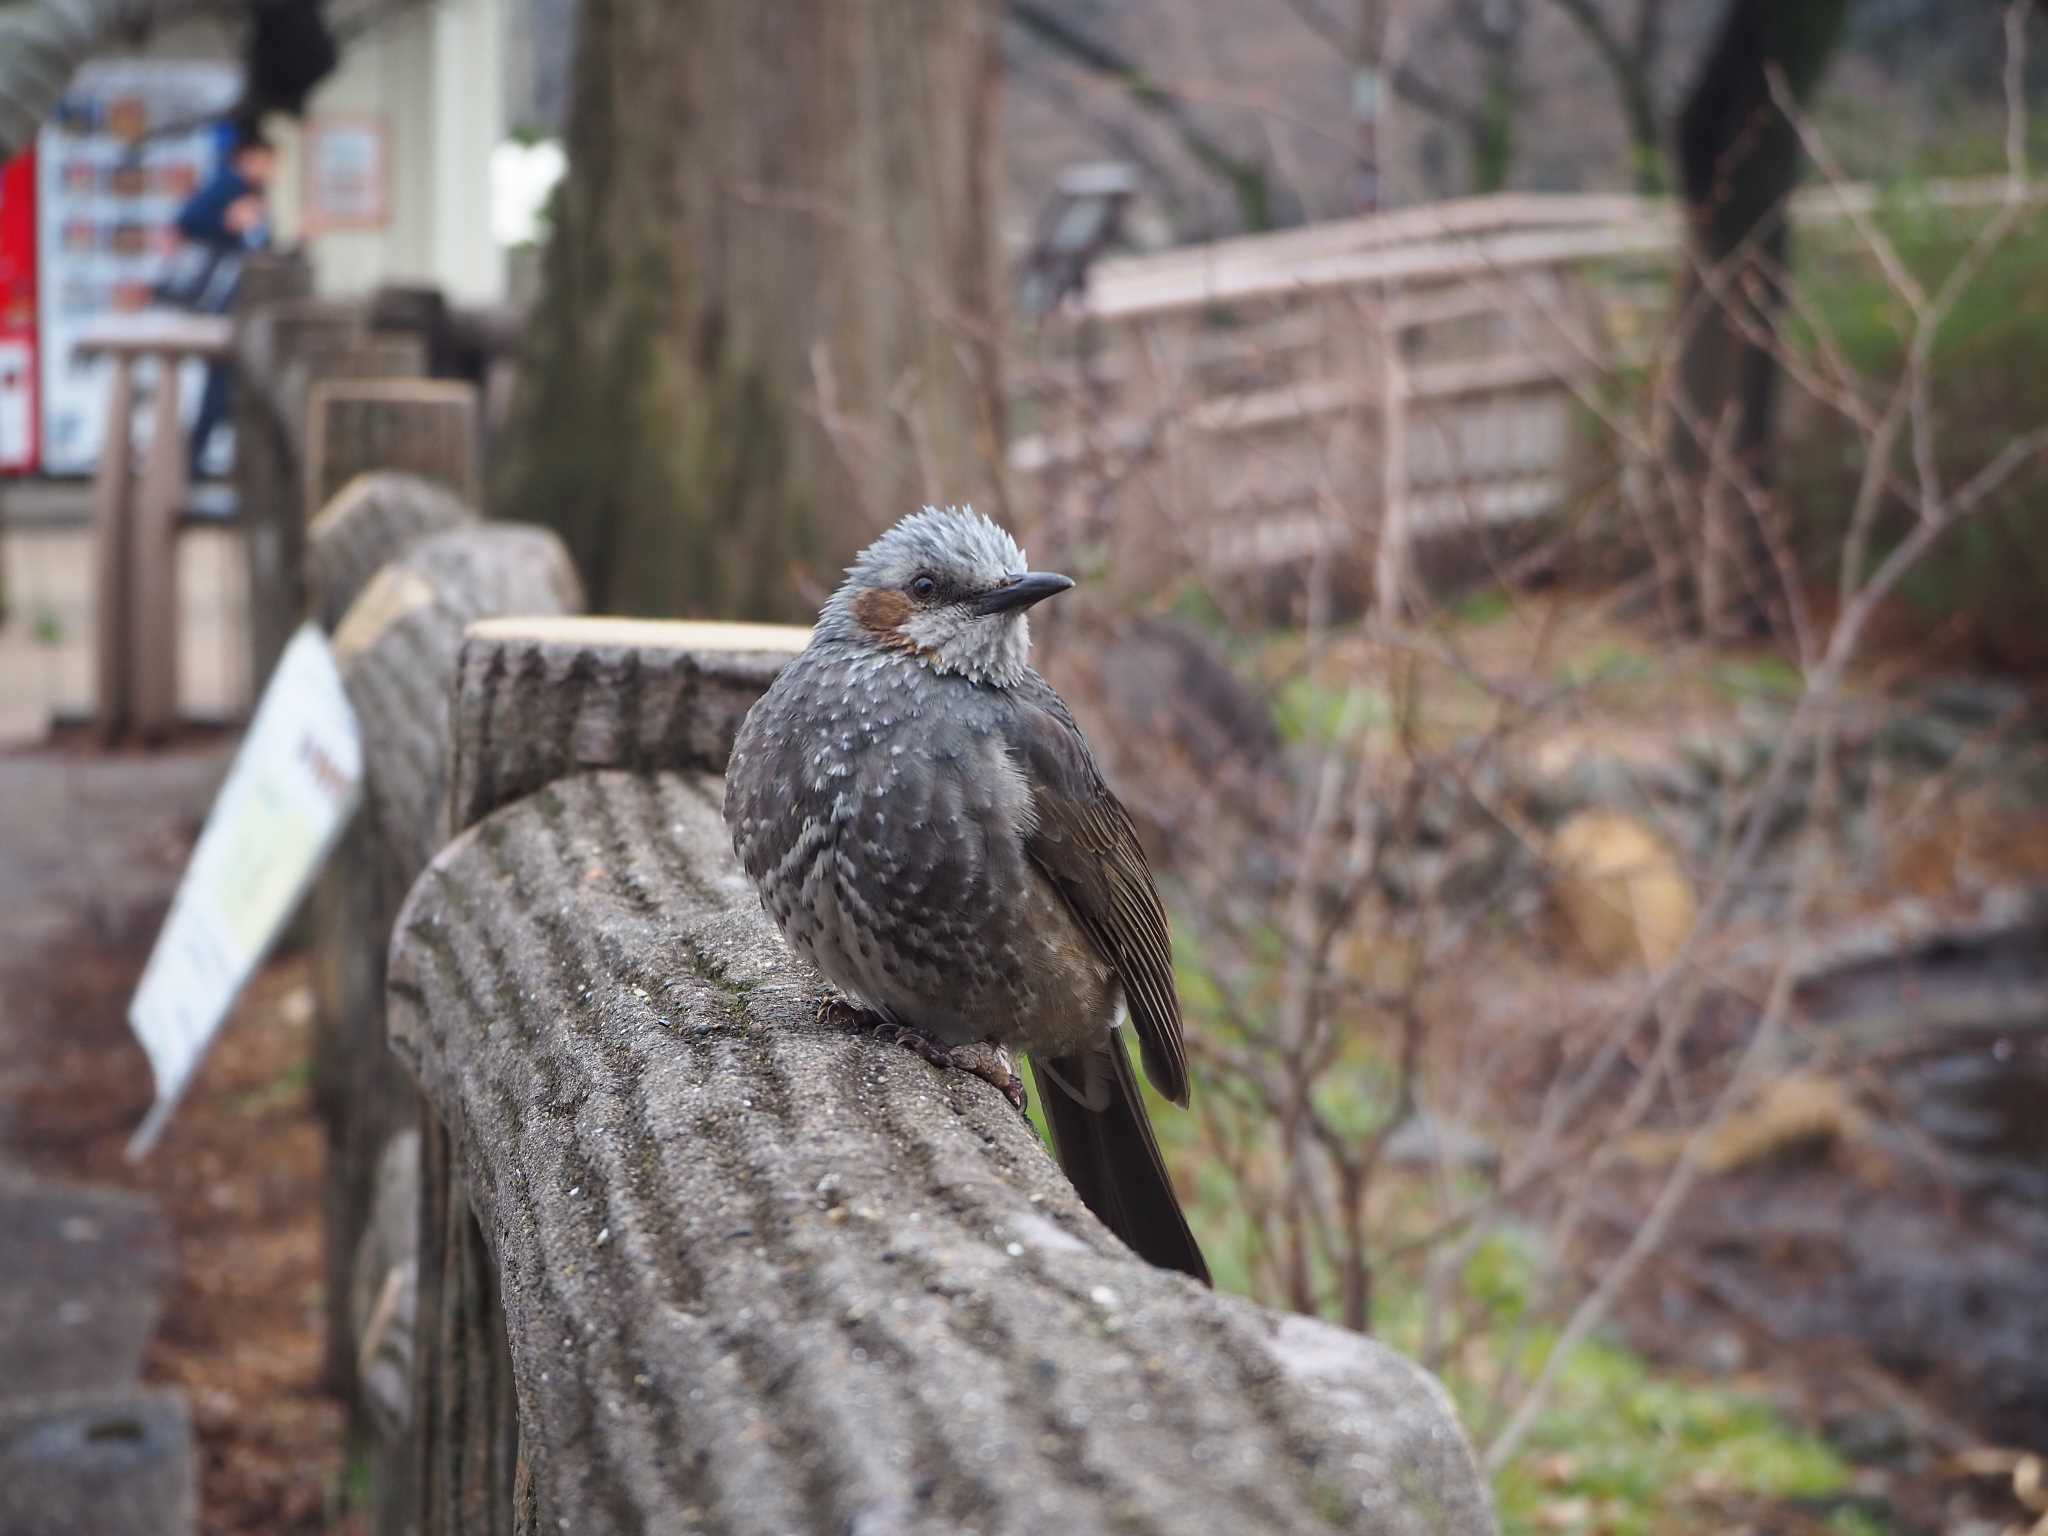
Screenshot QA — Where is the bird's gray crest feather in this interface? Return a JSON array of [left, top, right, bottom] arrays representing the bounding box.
[[851, 505, 1026, 585]]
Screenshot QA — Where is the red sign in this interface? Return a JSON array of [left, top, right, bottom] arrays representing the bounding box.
[[0, 148, 36, 472]]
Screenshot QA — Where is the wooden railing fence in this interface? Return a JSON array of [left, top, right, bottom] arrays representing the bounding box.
[[1010, 178, 2039, 612], [303, 473, 581, 1534], [266, 382, 1493, 1532], [233, 257, 487, 693]]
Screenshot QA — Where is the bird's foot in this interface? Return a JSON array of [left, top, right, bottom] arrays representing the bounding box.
[[939, 1040, 1030, 1117], [813, 991, 884, 1031], [811, 994, 1028, 1115], [855, 1020, 1029, 1116]]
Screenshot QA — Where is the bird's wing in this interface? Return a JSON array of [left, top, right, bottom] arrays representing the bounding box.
[[1009, 673, 1189, 1106], [724, 679, 822, 887]]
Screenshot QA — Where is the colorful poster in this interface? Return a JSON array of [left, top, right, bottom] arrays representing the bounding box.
[[306, 115, 390, 230], [35, 59, 241, 474]]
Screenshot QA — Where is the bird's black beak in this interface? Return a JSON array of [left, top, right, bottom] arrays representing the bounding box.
[[976, 571, 1075, 615]]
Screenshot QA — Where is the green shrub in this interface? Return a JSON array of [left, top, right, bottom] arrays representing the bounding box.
[[1782, 195, 2048, 669]]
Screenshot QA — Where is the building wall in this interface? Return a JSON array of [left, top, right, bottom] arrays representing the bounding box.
[[286, 0, 509, 305], [70, 2, 511, 307]]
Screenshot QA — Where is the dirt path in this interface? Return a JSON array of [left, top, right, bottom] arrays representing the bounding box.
[[0, 737, 353, 1536]]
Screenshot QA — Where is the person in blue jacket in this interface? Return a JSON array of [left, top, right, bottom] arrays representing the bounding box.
[[169, 117, 274, 476]]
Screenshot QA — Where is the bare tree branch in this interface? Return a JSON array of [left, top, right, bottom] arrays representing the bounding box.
[[1542, 0, 1669, 190], [1008, 0, 1278, 229], [1005, 40, 1201, 225], [1388, 59, 1488, 134], [1272, 0, 1353, 55], [1544, 0, 1630, 74]]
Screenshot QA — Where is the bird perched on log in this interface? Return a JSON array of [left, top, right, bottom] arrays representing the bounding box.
[[725, 506, 1209, 1284]]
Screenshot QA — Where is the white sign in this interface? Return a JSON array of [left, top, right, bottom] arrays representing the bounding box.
[[127, 624, 362, 1158]]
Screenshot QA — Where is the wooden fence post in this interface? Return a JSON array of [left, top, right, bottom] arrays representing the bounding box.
[[306, 381, 479, 520], [305, 473, 476, 635], [234, 283, 343, 688], [304, 506, 582, 1533], [1373, 335, 1412, 620], [235, 294, 438, 693], [89, 355, 136, 740], [386, 619, 1494, 1536]]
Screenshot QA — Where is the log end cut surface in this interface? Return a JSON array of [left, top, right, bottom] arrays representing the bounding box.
[[446, 618, 811, 832]]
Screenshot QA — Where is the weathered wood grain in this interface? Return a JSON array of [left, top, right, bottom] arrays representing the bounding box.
[[309, 523, 582, 1436], [351, 1128, 422, 1443], [352, 1127, 427, 1536], [388, 766, 1493, 1536], [306, 380, 480, 518], [447, 617, 811, 834], [412, 1103, 527, 1534], [396, 618, 804, 1536], [307, 473, 478, 636]]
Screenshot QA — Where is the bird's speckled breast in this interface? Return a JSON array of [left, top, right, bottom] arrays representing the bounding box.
[[726, 642, 1118, 1056]]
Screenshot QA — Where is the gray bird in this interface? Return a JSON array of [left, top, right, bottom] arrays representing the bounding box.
[[725, 506, 1209, 1283]]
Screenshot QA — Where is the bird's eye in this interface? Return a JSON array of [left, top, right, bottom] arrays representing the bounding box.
[[909, 574, 938, 600]]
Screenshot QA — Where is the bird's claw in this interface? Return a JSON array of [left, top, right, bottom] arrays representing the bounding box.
[[813, 992, 882, 1031], [945, 1041, 1030, 1117], [814, 997, 1028, 1117]]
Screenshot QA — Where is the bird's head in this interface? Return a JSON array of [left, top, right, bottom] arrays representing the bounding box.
[[818, 505, 1072, 687]]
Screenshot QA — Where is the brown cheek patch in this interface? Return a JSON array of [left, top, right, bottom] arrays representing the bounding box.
[[853, 588, 913, 635], [852, 586, 940, 660]]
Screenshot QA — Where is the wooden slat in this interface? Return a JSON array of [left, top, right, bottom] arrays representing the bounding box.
[[89, 358, 135, 740], [1076, 175, 2040, 323]]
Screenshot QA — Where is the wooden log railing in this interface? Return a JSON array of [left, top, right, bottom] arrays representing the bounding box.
[[305, 472, 478, 635], [381, 617, 1496, 1536], [232, 269, 459, 692], [1013, 180, 2045, 606], [231, 254, 318, 691], [301, 481, 582, 1535], [307, 379, 481, 518], [234, 278, 416, 689]]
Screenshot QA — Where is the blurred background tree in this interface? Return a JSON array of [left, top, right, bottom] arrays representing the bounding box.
[[1, 2, 2044, 1532], [498, 0, 1009, 618], [1664, 0, 1852, 637], [484, 0, 2039, 627]]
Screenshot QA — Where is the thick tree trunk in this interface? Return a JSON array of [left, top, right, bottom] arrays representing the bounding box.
[[498, 0, 1008, 620], [1662, 0, 1849, 637]]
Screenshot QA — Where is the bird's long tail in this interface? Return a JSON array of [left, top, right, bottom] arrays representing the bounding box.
[[1034, 1042, 1210, 1284]]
